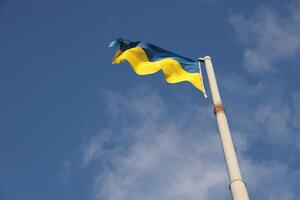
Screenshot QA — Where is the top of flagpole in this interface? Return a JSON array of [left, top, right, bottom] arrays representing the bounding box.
[[199, 56, 223, 105], [198, 56, 211, 62]]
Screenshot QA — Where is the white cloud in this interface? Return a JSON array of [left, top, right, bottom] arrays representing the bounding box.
[[241, 160, 297, 200], [82, 88, 299, 200], [221, 72, 300, 147], [83, 133, 109, 167], [255, 102, 292, 140], [84, 89, 229, 200], [229, 4, 300, 72]]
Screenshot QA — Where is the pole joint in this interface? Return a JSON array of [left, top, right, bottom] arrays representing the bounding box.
[[213, 104, 225, 115], [229, 179, 247, 191]]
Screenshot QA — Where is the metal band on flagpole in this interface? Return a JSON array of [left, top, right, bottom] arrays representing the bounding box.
[[214, 104, 225, 115]]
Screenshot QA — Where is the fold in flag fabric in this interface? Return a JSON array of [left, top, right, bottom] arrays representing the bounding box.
[[109, 38, 206, 96]]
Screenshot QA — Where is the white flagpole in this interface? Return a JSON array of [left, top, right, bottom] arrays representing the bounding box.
[[199, 56, 250, 200]]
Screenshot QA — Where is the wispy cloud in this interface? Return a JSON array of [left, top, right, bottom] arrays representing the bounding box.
[[241, 160, 298, 200], [229, 4, 300, 72], [82, 87, 299, 200], [222, 72, 299, 145], [83, 89, 229, 200]]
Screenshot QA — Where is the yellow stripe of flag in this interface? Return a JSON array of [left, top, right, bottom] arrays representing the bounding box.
[[113, 47, 205, 93]]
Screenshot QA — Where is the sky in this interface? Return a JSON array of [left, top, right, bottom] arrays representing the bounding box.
[[0, 0, 300, 200]]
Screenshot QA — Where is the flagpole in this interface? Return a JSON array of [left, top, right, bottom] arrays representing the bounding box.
[[198, 56, 250, 200]]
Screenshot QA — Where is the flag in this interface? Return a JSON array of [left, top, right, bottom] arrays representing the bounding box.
[[109, 38, 206, 96]]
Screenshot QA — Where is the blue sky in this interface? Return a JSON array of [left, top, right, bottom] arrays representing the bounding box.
[[0, 0, 300, 199]]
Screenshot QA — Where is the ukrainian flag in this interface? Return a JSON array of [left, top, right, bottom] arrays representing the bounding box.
[[109, 38, 206, 96]]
